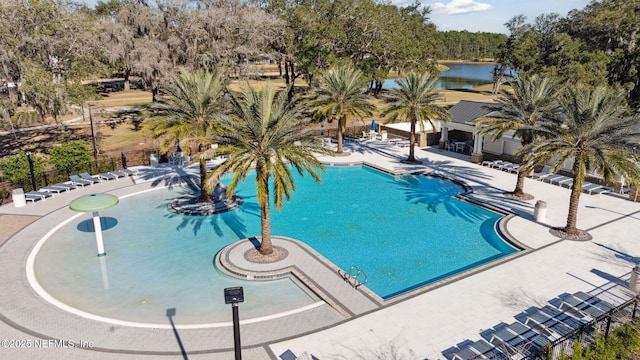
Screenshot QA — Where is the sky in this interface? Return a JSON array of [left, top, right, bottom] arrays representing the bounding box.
[[80, 0, 594, 34], [412, 0, 594, 34]]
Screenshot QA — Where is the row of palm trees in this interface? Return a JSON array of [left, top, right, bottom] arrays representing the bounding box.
[[476, 75, 640, 238], [147, 66, 640, 250], [146, 67, 447, 254]]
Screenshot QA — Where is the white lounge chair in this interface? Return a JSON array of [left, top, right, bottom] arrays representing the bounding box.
[[495, 161, 514, 171], [51, 183, 77, 191], [25, 191, 52, 202], [532, 165, 553, 181], [555, 176, 574, 188], [119, 168, 136, 176], [40, 185, 67, 194], [97, 172, 117, 181], [69, 175, 93, 187], [80, 172, 101, 183], [109, 170, 126, 178], [543, 174, 567, 184], [503, 163, 520, 173]]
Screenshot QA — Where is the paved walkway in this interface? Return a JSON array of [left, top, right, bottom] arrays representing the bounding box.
[[0, 141, 638, 359]]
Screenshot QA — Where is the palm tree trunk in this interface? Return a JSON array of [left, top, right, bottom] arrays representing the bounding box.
[[260, 176, 273, 255], [512, 171, 526, 196], [407, 119, 417, 162], [198, 158, 210, 202], [564, 176, 582, 236], [337, 116, 345, 154], [512, 148, 531, 196]]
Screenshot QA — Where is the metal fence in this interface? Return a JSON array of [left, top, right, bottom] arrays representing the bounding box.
[[0, 149, 157, 204]]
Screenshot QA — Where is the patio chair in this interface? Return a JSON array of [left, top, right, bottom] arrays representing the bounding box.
[[553, 292, 608, 318], [97, 172, 117, 181], [445, 141, 456, 151], [279, 349, 297, 360], [119, 168, 136, 176], [495, 161, 515, 171], [525, 309, 574, 337], [544, 174, 568, 184], [50, 183, 77, 191], [532, 165, 553, 181], [487, 160, 506, 169], [69, 175, 94, 187], [489, 322, 547, 356], [555, 176, 574, 188], [502, 163, 520, 173], [80, 172, 101, 183], [109, 170, 126, 178], [25, 191, 53, 202], [582, 183, 611, 195], [40, 185, 68, 194], [572, 291, 614, 314]]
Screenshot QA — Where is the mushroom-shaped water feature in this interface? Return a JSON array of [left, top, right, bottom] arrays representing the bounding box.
[[70, 193, 119, 257]]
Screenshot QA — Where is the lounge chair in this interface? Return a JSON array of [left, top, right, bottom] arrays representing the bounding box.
[[119, 168, 136, 176], [543, 174, 567, 184], [109, 170, 126, 178], [490, 322, 548, 356], [97, 172, 117, 181], [495, 161, 515, 171], [487, 160, 506, 168], [582, 183, 610, 195], [279, 349, 297, 360], [554, 292, 608, 318], [555, 176, 574, 188], [525, 309, 574, 336], [503, 163, 520, 173], [51, 182, 77, 191], [69, 175, 94, 187], [532, 165, 553, 181], [80, 172, 102, 183], [25, 191, 52, 202], [40, 185, 68, 194], [572, 291, 613, 313]]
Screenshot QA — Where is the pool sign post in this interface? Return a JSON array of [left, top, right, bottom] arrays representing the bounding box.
[[224, 286, 244, 360]]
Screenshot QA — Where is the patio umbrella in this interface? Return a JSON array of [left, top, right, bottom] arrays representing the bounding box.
[[371, 119, 376, 132], [70, 193, 119, 257]]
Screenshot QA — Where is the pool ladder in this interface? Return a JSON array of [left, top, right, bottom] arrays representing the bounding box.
[[339, 266, 368, 289]]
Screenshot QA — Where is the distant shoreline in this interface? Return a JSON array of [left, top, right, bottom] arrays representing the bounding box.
[[439, 59, 497, 65]]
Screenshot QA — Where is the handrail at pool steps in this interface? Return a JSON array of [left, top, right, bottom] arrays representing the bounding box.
[[338, 265, 368, 289]]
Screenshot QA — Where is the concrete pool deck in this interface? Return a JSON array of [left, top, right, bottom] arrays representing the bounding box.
[[0, 140, 638, 359]]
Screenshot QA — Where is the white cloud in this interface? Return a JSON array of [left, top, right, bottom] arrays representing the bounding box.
[[430, 0, 493, 15]]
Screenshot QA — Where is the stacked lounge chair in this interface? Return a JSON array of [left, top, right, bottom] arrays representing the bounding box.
[[445, 291, 616, 360]]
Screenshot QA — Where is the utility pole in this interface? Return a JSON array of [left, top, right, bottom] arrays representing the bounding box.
[[88, 103, 98, 168]]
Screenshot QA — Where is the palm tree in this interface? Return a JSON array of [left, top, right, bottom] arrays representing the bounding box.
[[520, 85, 640, 238], [310, 67, 374, 154], [475, 74, 560, 198], [146, 68, 226, 202], [382, 72, 450, 162], [206, 83, 329, 255]]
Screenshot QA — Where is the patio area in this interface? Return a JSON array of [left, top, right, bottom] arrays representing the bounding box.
[[0, 140, 638, 359]]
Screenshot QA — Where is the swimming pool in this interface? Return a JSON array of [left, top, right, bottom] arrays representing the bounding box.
[[32, 165, 517, 325]]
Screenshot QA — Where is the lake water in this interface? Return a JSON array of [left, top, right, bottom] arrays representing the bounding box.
[[383, 62, 496, 90]]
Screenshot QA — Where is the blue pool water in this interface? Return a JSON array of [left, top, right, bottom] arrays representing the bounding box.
[[33, 166, 517, 325]]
